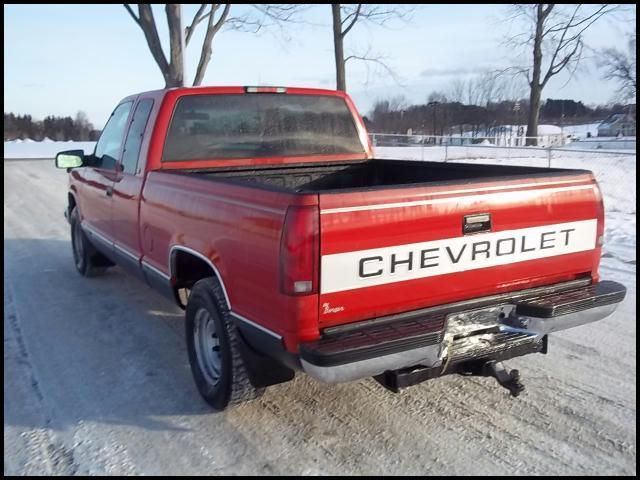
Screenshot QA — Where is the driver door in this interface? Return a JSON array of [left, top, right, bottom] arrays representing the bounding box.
[[78, 101, 133, 246]]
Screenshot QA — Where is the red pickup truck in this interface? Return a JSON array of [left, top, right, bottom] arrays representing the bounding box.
[[56, 86, 626, 410]]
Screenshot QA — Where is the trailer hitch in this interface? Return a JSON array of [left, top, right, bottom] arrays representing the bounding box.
[[477, 361, 525, 397]]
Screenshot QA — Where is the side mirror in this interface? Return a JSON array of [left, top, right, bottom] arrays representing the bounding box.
[[55, 150, 84, 169]]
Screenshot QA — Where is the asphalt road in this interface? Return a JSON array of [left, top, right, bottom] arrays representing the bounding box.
[[4, 159, 636, 475]]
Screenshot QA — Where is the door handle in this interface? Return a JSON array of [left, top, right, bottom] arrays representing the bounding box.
[[106, 186, 113, 197]]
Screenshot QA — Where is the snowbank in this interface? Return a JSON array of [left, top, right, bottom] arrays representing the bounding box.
[[4, 140, 96, 159]]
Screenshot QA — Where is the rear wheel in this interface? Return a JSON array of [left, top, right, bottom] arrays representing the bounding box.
[[69, 207, 110, 277], [186, 277, 264, 410]]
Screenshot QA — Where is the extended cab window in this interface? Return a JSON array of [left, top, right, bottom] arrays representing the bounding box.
[[162, 94, 364, 161], [93, 101, 133, 169], [121, 99, 154, 174]]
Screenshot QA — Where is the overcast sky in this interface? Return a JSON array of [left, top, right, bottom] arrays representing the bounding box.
[[4, 4, 634, 127]]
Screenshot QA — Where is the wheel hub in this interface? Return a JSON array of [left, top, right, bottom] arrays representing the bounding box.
[[194, 307, 222, 386]]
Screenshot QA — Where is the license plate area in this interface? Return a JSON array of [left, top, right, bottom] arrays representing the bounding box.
[[445, 305, 507, 339]]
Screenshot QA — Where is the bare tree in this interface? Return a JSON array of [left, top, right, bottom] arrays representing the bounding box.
[[387, 95, 409, 112], [448, 78, 466, 104], [427, 92, 448, 104], [450, 71, 527, 107], [477, 71, 500, 106], [506, 4, 617, 145], [124, 4, 303, 88], [331, 4, 412, 91], [480, 71, 525, 105], [597, 31, 636, 102], [466, 76, 483, 106]]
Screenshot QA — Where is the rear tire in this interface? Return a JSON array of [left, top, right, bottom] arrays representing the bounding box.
[[69, 207, 109, 277], [186, 277, 264, 410]]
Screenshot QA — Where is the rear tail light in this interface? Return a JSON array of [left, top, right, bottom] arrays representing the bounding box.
[[592, 180, 605, 282], [280, 205, 319, 295], [593, 180, 605, 240]]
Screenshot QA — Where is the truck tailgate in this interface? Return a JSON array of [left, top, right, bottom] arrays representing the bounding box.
[[318, 172, 603, 328]]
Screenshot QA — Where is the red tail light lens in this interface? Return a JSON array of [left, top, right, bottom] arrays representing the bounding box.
[[280, 205, 319, 295]]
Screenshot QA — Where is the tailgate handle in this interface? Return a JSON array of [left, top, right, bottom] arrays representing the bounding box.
[[463, 213, 491, 235]]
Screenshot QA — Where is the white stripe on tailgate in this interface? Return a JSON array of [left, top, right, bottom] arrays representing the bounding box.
[[320, 184, 593, 214], [320, 219, 597, 294]]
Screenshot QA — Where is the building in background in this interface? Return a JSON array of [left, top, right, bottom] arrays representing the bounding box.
[[597, 106, 636, 137]]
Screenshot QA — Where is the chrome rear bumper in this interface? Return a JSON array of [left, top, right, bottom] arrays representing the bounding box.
[[300, 280, 626, 384]]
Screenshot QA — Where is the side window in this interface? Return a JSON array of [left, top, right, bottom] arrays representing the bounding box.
[[93, 102, 133, 169], [121, 99, 154, 174]]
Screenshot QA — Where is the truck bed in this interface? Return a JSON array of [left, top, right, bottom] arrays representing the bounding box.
[[183, 159, 588, 193], [158, 157, 600, 328]]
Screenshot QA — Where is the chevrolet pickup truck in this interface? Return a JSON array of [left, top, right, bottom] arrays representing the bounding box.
[[56, 86, 626, 410]]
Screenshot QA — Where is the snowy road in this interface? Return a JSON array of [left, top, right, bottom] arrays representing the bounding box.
[[4, 159, 636, 475]]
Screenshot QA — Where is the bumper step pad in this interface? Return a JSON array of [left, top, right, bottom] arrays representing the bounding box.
[[515, 280, 626, 318], [300, 314, 446, 367]]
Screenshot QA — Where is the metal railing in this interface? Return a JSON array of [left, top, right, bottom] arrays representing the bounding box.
[[369, 133, 636, 217], [369, 133, 636, 167]]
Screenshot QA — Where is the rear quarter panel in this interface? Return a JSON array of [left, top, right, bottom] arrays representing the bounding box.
[[140, 172, 320, 350]]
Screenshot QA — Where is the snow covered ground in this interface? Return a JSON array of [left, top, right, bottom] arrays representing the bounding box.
[[4, 157, 636, 475], [561, 122, 602, 138], [4, 139, 96, 159], [567, 137, 636, 151], [3, 130, 637, 476]]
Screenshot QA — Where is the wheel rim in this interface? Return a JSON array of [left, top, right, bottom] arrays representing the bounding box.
[[193, 307, 222, 386], [72, 220, 84, 268]]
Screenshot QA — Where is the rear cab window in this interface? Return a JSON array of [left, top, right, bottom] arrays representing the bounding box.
[[121, 99, 154, 174], [162, 94, 365, 162]]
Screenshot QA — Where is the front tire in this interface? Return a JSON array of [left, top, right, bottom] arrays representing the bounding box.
[[69, 207, 109, 277], [186, 277, 264, 410]]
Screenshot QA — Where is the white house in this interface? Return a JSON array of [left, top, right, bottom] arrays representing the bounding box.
[[597, 113, 636, 137]]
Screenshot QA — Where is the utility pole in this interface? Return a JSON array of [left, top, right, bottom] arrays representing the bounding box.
[[428, 101, 440, 144], [513, 101, 521, 146]]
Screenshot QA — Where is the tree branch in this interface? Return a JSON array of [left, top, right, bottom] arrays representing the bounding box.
[[185, 3, 208, 46], [211, 3, 229, 35], [193, 3, 230, 86], [344, 49, 403, 87], [341, 4, 362, 38], [123, 3, 141, 26], [124, 4, 171, 85], [541, 5, 578, 86]]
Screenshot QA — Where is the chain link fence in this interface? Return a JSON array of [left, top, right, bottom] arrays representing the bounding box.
[[370, 133, 637, 218]]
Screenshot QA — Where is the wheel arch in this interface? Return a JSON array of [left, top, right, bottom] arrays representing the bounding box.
[[169, 246, 232, 310]]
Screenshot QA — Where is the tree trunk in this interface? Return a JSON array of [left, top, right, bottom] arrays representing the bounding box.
[[526, 84, 542, 146], [136, 5, 172, 87], [526, 4, 545, 146], [332, 4, 346, 91], [165, 4, 184, 88]]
